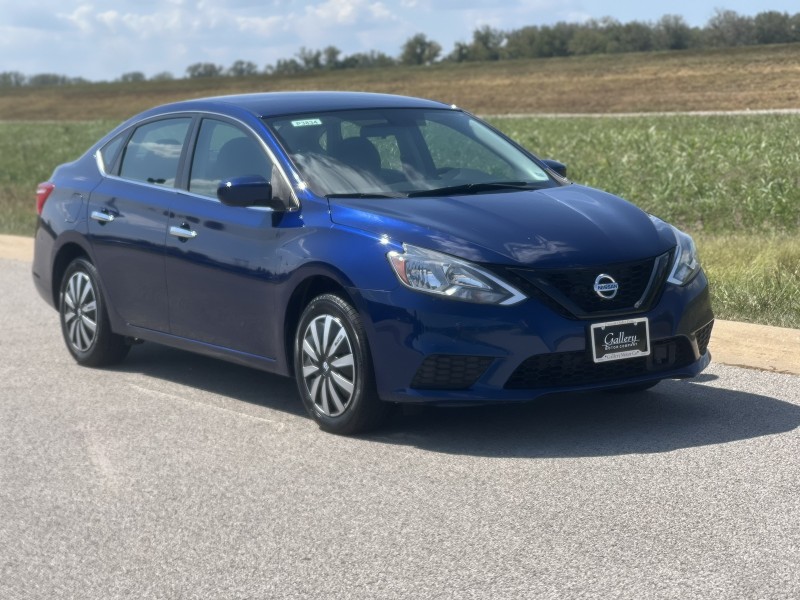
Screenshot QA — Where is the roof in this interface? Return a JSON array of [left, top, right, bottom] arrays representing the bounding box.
[[156, 91, 453, 119]]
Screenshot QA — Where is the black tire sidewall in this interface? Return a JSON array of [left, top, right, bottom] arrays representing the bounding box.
[[294, 294, 381, 434], [59, 258, 127, 367]]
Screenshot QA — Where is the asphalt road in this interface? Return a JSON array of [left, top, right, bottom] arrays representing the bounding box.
[[2, 257, 799, 600]]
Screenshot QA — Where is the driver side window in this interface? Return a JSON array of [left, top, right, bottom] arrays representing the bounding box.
[[189, 119, 273, 199]]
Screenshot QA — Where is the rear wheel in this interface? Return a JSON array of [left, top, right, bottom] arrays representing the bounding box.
[[294, 294, 389, 435], [59, 258, 130, 367]]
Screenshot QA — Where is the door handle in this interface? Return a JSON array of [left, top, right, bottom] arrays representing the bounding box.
[[90, 210, 115, 223], [169, 224, 198, 241]]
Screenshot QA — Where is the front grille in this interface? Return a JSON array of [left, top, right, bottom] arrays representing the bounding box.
[[694, 320, 714, 355], [411, 355, 494, 390], [510, 251, 673, 318], [504, 337, 695, 390]]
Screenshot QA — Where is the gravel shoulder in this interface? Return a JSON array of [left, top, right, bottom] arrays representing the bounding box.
[[3, 233, 797, 376], [0, 233, 33, 262]]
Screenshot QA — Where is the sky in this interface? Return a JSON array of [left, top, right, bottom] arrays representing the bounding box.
[[1, 1, 797, 81]]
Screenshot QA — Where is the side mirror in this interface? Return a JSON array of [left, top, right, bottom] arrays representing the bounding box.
[[217, 176, 287, 211], [541, 159, 567, 179]]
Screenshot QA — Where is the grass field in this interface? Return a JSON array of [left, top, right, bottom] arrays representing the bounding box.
[[698, 234, 799, 329], [1, 44, 797, 328], [494, 114, 800, 234], [493, 114, 800, 329], [0, 120, 116, 234], [1, 114, 797, 328]]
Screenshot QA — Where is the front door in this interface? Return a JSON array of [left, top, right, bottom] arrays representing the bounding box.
[[164, 118, 287, 359]]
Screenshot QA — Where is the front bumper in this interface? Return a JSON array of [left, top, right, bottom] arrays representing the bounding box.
[[358, 270, 714, 404]]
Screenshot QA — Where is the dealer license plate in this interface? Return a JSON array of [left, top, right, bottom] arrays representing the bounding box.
[[590, 317, 650, 363]]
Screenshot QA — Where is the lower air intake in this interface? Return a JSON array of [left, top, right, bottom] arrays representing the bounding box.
[[504, 337, 696, 390], [411, 355, 494, 390]]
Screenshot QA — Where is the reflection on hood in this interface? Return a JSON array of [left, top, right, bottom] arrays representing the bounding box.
[[328, 185, 675, 268]]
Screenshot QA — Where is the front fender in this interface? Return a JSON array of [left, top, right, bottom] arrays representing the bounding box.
[[271, 221, 403, 376]]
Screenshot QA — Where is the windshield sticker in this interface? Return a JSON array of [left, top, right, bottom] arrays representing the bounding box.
[[291, 118, 323, 127]]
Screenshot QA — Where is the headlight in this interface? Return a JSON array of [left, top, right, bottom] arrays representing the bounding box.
[[387, 244, 526, 305], [667, 226, 701, 285]]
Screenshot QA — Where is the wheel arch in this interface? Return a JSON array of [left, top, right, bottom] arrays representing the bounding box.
[[51, 241, 92, 307], [283, 275, 356, 378]]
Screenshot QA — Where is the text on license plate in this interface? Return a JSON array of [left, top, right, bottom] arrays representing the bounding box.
[[590, 317, 650, 363]]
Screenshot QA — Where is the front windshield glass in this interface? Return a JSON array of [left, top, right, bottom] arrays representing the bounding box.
[[264, 108, 554, 198]]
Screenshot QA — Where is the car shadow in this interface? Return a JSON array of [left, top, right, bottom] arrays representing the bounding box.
[[118, 343, 307, 418], [372, 374, 800, 457], [116, 344, 800, 458]]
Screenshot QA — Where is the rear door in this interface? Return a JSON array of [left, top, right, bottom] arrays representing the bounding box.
[[88, 116, 192, 332]]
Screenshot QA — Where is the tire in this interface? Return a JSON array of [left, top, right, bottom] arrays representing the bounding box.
[[59, 258, 130, 367], [294, 294, 389, 435]]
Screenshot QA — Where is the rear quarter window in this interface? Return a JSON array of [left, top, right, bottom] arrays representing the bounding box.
[[98, 134, 125, 174]]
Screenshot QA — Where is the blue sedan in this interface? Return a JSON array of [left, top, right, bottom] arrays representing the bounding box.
[[32, 92, 714, 434]]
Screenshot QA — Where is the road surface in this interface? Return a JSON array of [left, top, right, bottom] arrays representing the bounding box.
[[1, 257, 798, 599]]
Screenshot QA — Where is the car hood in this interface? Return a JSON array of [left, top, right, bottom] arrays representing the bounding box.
[[328, 185, 676, 268]]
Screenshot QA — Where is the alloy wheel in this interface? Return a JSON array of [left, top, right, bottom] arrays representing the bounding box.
[[300, 314, 356, 417], [62, 271, 98, 352]]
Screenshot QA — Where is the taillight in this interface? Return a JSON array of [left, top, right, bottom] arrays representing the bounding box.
[[36, 182, 55, 215]]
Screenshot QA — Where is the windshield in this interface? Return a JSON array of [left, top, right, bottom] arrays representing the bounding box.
[[264, 108, 555, 198]]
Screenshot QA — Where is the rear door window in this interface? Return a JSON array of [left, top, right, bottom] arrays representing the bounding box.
[[119, 118, 191, 186]]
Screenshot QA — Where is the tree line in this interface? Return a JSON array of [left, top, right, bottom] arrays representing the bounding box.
[[2, 9, 799, 87]]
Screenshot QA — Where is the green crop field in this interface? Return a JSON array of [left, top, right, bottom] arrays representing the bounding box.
[[0, 120, 116, 234], [1, 44, 798, 328], [493, 114, 800, 329], [494, 114, 800, 234], [1, 114, 797, 328]]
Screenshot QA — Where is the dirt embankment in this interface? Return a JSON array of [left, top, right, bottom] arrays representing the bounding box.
[[2, 44, 799, 121]]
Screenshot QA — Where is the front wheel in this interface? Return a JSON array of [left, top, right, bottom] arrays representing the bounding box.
[[294, 294, 389, 435], [59, 258, 130, 367]]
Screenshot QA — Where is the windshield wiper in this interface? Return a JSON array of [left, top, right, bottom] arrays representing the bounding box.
[[326, 192, 404, 199], [405, 181, 546, 198]]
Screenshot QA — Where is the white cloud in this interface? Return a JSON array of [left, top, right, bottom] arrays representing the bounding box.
[[236, 15, 285, 36], [303, 0, 395, 24], [562, 11, 594, 24], [2, 0, 799, 82], [306, 0, 358, 23], [63, 4, 96, 34], [368, 2, 394, 20], [5, 0, 571, 79], [95, 11, 120, 30]]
